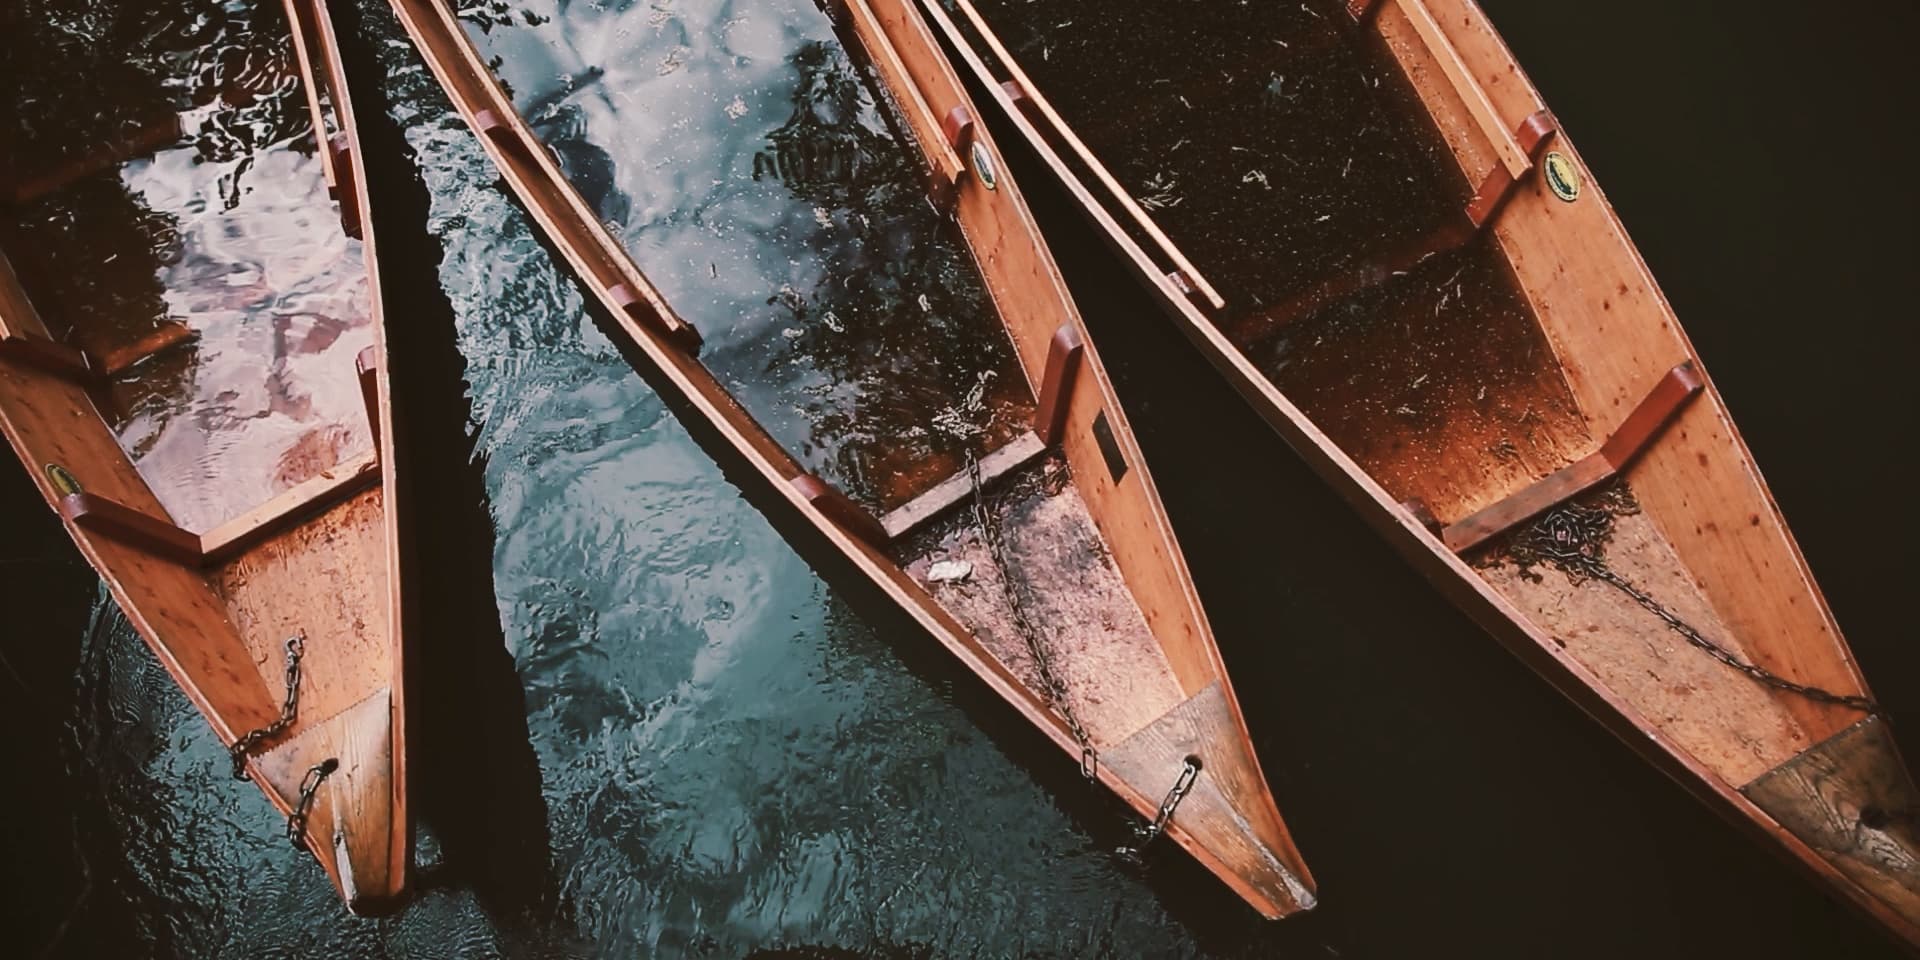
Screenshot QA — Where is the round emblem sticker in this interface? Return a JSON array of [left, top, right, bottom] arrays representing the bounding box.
[[45, 462, 82, 496], [1544, 151, 1580, 202], [970, 141, 997, 191]]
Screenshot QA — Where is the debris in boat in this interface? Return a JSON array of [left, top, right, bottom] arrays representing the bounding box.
[[928, 559, 973, 583], [1242, 169, 1271, 190], [917, 293, 932, 312], [724, 95, 748, 119], [1139, 171, 1182, 209], [813, 205, 833, 228]]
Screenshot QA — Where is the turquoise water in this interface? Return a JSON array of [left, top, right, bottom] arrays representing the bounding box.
[[3, 1, 1915, 957]]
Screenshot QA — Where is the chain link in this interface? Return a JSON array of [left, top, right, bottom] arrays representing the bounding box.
[[229, 634, 308, 781], [1117, 757, 1201, 863], [286, 758, 340, 851], [1512, 496, 1878, 713], [964, 449, 1099, 779]]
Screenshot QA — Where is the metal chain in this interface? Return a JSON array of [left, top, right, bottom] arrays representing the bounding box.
[[965, 449, 1099, 779], [286, 758, 340, 851], [1514, 499, 1878, 713], [229, 634, 308, 781], [1116, 757, 1201, 863]]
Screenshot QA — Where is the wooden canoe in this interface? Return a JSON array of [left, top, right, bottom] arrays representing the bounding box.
[[922, 0, 1919, 943], [0, 0, 407, 913], [383, 0, 1314, 918]]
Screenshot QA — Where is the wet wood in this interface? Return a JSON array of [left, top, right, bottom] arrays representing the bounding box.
[[879, 430, 1045, 540], [391, 0, 1313, 919]]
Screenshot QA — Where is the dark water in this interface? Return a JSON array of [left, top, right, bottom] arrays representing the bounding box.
[[3, 1, 1916, 958]]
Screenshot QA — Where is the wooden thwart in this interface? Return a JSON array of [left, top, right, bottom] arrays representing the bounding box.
[[1420, 361, 1705, 552], [790, 473, 889, 547], [879, 430, 1047, 540]]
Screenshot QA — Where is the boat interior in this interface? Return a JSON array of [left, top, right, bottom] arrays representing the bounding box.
[[940, 0, 1917, 919], [394, 0, 1310, 913], [0, 0, 404, 910]]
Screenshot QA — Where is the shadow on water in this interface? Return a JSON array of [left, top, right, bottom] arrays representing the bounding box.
[[332, 0, 558, 926]]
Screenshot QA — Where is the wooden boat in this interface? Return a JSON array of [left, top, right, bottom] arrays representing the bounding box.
[[919, 0, 1920, 943], [384, 0, 1314, 918], [0, 0, 407, 912]]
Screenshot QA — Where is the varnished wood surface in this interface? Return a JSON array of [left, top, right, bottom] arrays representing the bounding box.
[[387, 0, 1312, 918], [925, 0, 1917, 942], [0, 0, 408, 913]]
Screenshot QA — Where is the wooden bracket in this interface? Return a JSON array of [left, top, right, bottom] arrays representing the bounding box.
[[942, 105, 976, 151], [1033, 323, 1083, 447], [1438, 361, 1705, 552], [1463, 110, 1557, 229], [328, 133, 362, 239], [474, 108, 518, 150], [1, 323, 198, 382], [790, 473, 888, 547], [356, 345, 382, 448], [608, 282, 704, 354], [59, 493, 204, 565], [1001, 80, 1035, 118], [0, 333, 95, 380]]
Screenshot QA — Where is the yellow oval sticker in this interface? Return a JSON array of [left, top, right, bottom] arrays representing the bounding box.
[[45, 463, 82, 496], [971, 141, 997, 191], [1544, 151, 1581, 202]]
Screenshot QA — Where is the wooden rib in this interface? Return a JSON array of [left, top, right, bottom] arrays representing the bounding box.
[[946, 0, 1228, 311], [789, 473, 889, 547], [1463, 110, 1556, 228], [1032, 323, 1081, 446], [200, 450, 382, 562], [355, 346, 380, 447], [880, 430, 1046, 540], [1386, 0, 1530, 179], [844, 0, 966, 190], [58, 492, 204, 564]]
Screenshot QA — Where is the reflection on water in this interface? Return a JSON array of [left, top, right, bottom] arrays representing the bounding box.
[[464, 0, 1028, 509], [2, 0, 371, 531]]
